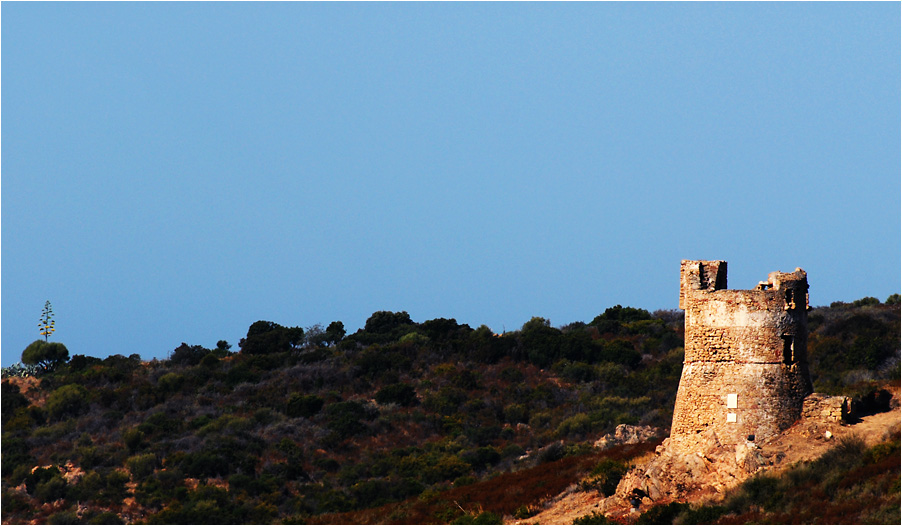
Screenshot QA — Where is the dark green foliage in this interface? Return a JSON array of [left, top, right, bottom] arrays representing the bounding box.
[[46, 384, 89, 421], [852, 296, 881, 307], [326, 321, 347, 345], [69, 354, 103, 371], [452, 511, 503, 524], [520, 317, 562, 368], [636, 501, 690, 524], [421, 317, 469, 341], [22, 340, 70, 370], [240, 320, 304, 355], [597, 339, 642, 368], [122, 428, 145, 453], [573, 511, 613, 524], [325, 400, 372, 440], [461, 447, 501, 470], [678, 504, 728, 524], [1, 437, 34, 477], [87, 511, 124, 524], [354, 346, 412, 378], [126, 452, 158, 479], [364, 311, 413, 335], [594, 305, 652, 324], [169, 343, 211, 366], [375, 382, 418, 406], [25, 466, 59, 495], [35, 473, 69, 503], [591, 305, 652, 335], [47, 510, 81, 524], [286, 393, 325, 417], [807, 303, 899, 393], [1, 381, 30, 424], [580, 458, 628, 496], [138, 412, 181, 436]]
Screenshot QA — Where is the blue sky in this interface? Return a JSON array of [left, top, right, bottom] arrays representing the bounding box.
[[2, 2, 899, 366]]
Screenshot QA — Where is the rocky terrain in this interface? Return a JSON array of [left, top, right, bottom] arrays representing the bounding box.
[[515, 384, 900, 525]]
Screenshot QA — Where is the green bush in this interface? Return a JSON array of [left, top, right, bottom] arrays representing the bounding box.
[[122, 428, 145, 453], [240, 321, 303, 355], [452, 511, 502, 524], [87, 511, 124, 525], [286, 393, 324, 418], [573, 511, 612, 525], [325, 400, 371, 439], [127, 453, 158, 479], [636, 501, 690, 524], [375, 383, 418, 406], [581, 459, 628, 496], [35, 473, 68, 503], [46, 384, 89, 421], [46, 511, 81, 524]]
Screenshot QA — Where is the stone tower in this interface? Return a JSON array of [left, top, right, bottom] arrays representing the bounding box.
[[671, 260, 813, 447]]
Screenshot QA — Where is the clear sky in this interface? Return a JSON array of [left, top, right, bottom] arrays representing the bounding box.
[[2, 2, 900, 366]]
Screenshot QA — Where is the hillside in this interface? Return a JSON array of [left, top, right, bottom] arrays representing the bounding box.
[[2, 299, 899, 524]]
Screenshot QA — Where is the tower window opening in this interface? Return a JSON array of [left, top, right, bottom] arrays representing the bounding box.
[[782, 334, 794, 365]]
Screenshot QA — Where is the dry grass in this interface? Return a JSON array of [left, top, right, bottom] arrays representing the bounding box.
[[309, 441, 661, 524]]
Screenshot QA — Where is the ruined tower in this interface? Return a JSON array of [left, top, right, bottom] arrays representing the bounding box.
[[671, 260, 813, 447]]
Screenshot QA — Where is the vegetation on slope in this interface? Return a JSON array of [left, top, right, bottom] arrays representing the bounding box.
[[1, 297, 898, 524], [615, 433, 900, 525]]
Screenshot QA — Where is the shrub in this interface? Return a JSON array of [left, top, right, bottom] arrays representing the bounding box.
[[2, 381, 30, 424], [581, 459, 628, 496], [573, 511, 612, 524], [34, 473, 68, 503], [157, 372, 184, 394], [636, 502, 690, 524], [375, 383, 418, 406], [452, 511, 502, 524], [324, 400, 371, 439], [87, 511, 124, 525], [364, 311, 414, 335], [2, 437, 34, 477], [127, 453, 158, 479], [286, 393, 324, 418], [169, 343, 211, 366], [46, 511, 80, 524], [122, 428, 145, 453], [520, 317, 562, 367], [597, 339, 641, 368], [46, 384, 89, 421], [240, 321, 303, 355]]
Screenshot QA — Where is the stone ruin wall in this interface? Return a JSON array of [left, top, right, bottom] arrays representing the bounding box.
[[670, 260, 813, 448]]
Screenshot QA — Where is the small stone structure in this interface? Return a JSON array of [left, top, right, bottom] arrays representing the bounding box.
[[802, 393, 852, 423], [671, 260, 813, 448]]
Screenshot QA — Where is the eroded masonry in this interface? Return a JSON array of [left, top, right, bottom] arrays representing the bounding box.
[[671, 260, 813, 447]]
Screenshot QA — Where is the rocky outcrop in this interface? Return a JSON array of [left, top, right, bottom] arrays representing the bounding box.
[[594, 424, 662, 451], [611, 428, 766, 508]]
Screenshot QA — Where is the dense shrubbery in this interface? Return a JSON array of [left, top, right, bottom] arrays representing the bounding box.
[[0, 298, 897, 524]]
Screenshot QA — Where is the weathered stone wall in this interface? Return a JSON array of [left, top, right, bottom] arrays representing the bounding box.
[[670, 261, 812, 449], [802, 393, 852, 423]]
